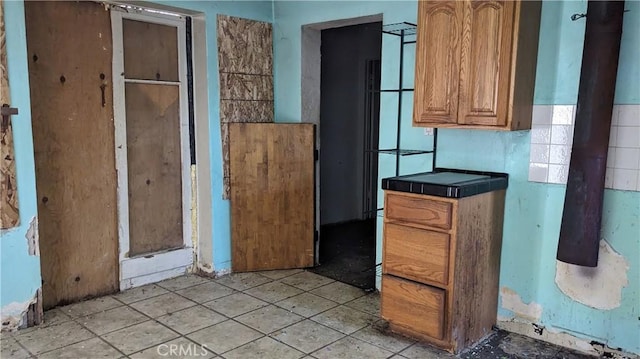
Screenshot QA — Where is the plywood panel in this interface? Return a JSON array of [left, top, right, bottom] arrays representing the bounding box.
[[230, 123, 314, 271], [217, 15, 274, 199], [0, 0, 20, 229], [217, 15, 273, 75], [125, 83, 183, 256], [219, 101, 274, 123], [25, 1, 118, 308], [219, 73, 273, 101], [123, 19, 178, 81]]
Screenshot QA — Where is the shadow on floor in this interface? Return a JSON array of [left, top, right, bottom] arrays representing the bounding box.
[[308, 219, 377, 290]]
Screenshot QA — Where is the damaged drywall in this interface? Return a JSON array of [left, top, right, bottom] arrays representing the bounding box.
[[497, 319, 638, 358], [25, 216, 39, 256], [500, 287, 543, 322], [1, 287, 40, 332], [498, 319, 600, 355], [555, 240, 629, 310]]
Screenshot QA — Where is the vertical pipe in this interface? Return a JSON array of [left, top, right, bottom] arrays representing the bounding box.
[[557, 1, 625, 267], [432, 128, 438, 171], [395, 30, 404, 176]]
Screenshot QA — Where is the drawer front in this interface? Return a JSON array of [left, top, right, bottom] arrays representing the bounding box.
[[386, 193, 452, 230], [384, 223, 450, 285], [381, 275, 446, 340]]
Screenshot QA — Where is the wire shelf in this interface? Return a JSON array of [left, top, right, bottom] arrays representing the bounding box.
[[382, 22, 417, 36], [367, 148, 434, 156]]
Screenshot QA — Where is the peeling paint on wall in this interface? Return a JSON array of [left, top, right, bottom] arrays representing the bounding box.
[[500, 287, 543, 322], [555, 240, 629, 310], [497, 319, 639, 358], [1, 287, 39, 332], [25, 216, 39, 256]]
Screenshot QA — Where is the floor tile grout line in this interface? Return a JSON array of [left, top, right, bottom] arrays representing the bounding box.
[[5, 332, 38, 358], [11, 323, 98, 357], [251, 314, 348, 353], [19, 272, 370, 358], [94, 297, 197, 357], [169, 284, 241, 307], [32, 312, 129, 358]]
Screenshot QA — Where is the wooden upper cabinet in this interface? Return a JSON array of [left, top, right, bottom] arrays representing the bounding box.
[[413, 1, 463, 125], [413, 0, 542, 130]]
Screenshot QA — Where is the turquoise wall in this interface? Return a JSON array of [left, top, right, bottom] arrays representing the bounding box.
[[273, 0, 640, 354], [2, 0, 637, 353], [0, 1, 42, 313], [161, 0, 274, 272], [0, 0, 273, 314]]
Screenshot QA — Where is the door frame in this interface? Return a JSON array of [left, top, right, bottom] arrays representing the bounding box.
[[111, 8, 193, 289], [301, 14, 383, 265]]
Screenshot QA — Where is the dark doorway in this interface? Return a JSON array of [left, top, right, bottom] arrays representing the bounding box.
[[309, 22, 382, 290]]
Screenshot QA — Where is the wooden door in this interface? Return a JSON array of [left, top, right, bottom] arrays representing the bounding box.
[[413, 1, 463, 126], [111, 10, 193, 289], [457, 1, 515, 127], [229, 123, 315, 271], [26, 1, 118, 308]]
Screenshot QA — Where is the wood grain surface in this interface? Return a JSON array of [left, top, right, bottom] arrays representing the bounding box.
[[0, 0, 19, 229], [26, 0, 118, 308], [229, 123, 314, 271], [125, 83, 183, 256]]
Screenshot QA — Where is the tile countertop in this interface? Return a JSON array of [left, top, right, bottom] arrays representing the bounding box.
[[381, 168, 509, 199]]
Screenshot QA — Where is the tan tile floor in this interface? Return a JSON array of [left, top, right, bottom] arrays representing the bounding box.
[[1, 271, 424, 359], [1, 271, 591, 359]]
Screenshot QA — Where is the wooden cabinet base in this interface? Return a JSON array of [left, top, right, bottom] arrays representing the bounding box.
[[381, 190, 506, 354], [387, 322, 454, 353]]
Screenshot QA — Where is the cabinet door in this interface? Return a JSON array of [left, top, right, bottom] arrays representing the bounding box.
[[458, 1, 515, 126], [413, 1, 463, 125]]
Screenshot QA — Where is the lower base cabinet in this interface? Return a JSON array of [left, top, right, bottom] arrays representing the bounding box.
[[381, 189, 506, 353]]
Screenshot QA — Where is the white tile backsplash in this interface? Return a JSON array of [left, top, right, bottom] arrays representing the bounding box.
[[607, 147, 617, 168], [617, 105, 640, 126], [548, 164, 569, 184], [530, 144, 550, 163], [614, 148, 640, 170], [609, 125, 618, 147], [549, 145, 571, 165], [528, 163, 549, 182], [605, 167, 614, 188], [550, 125, 574, 145], [531, 125, 552, 144], [612, 169, 638, 191], [552, 105, 574, 125], [616, 126, 640, 148], [528, 104, 640, 192], [532, 105, 553, 125]]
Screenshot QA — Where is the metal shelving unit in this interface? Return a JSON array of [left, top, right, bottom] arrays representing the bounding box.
[[368, 22, 438, 176], [366, 22, 439, 219]]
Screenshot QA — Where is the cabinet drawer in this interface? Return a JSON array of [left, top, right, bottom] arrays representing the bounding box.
[[386, 193, 452, 230], [383, 223, 450, 285], [381, 275, 446, 340]]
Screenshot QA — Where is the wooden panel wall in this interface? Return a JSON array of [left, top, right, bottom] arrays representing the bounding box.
[[26, 1, 118, 308], [217, 15, 274, 199], [230, 123, 315, 271], [0, 0, 20, 229], [125, 83, 183, 256], [123, 19, 178, 82]]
